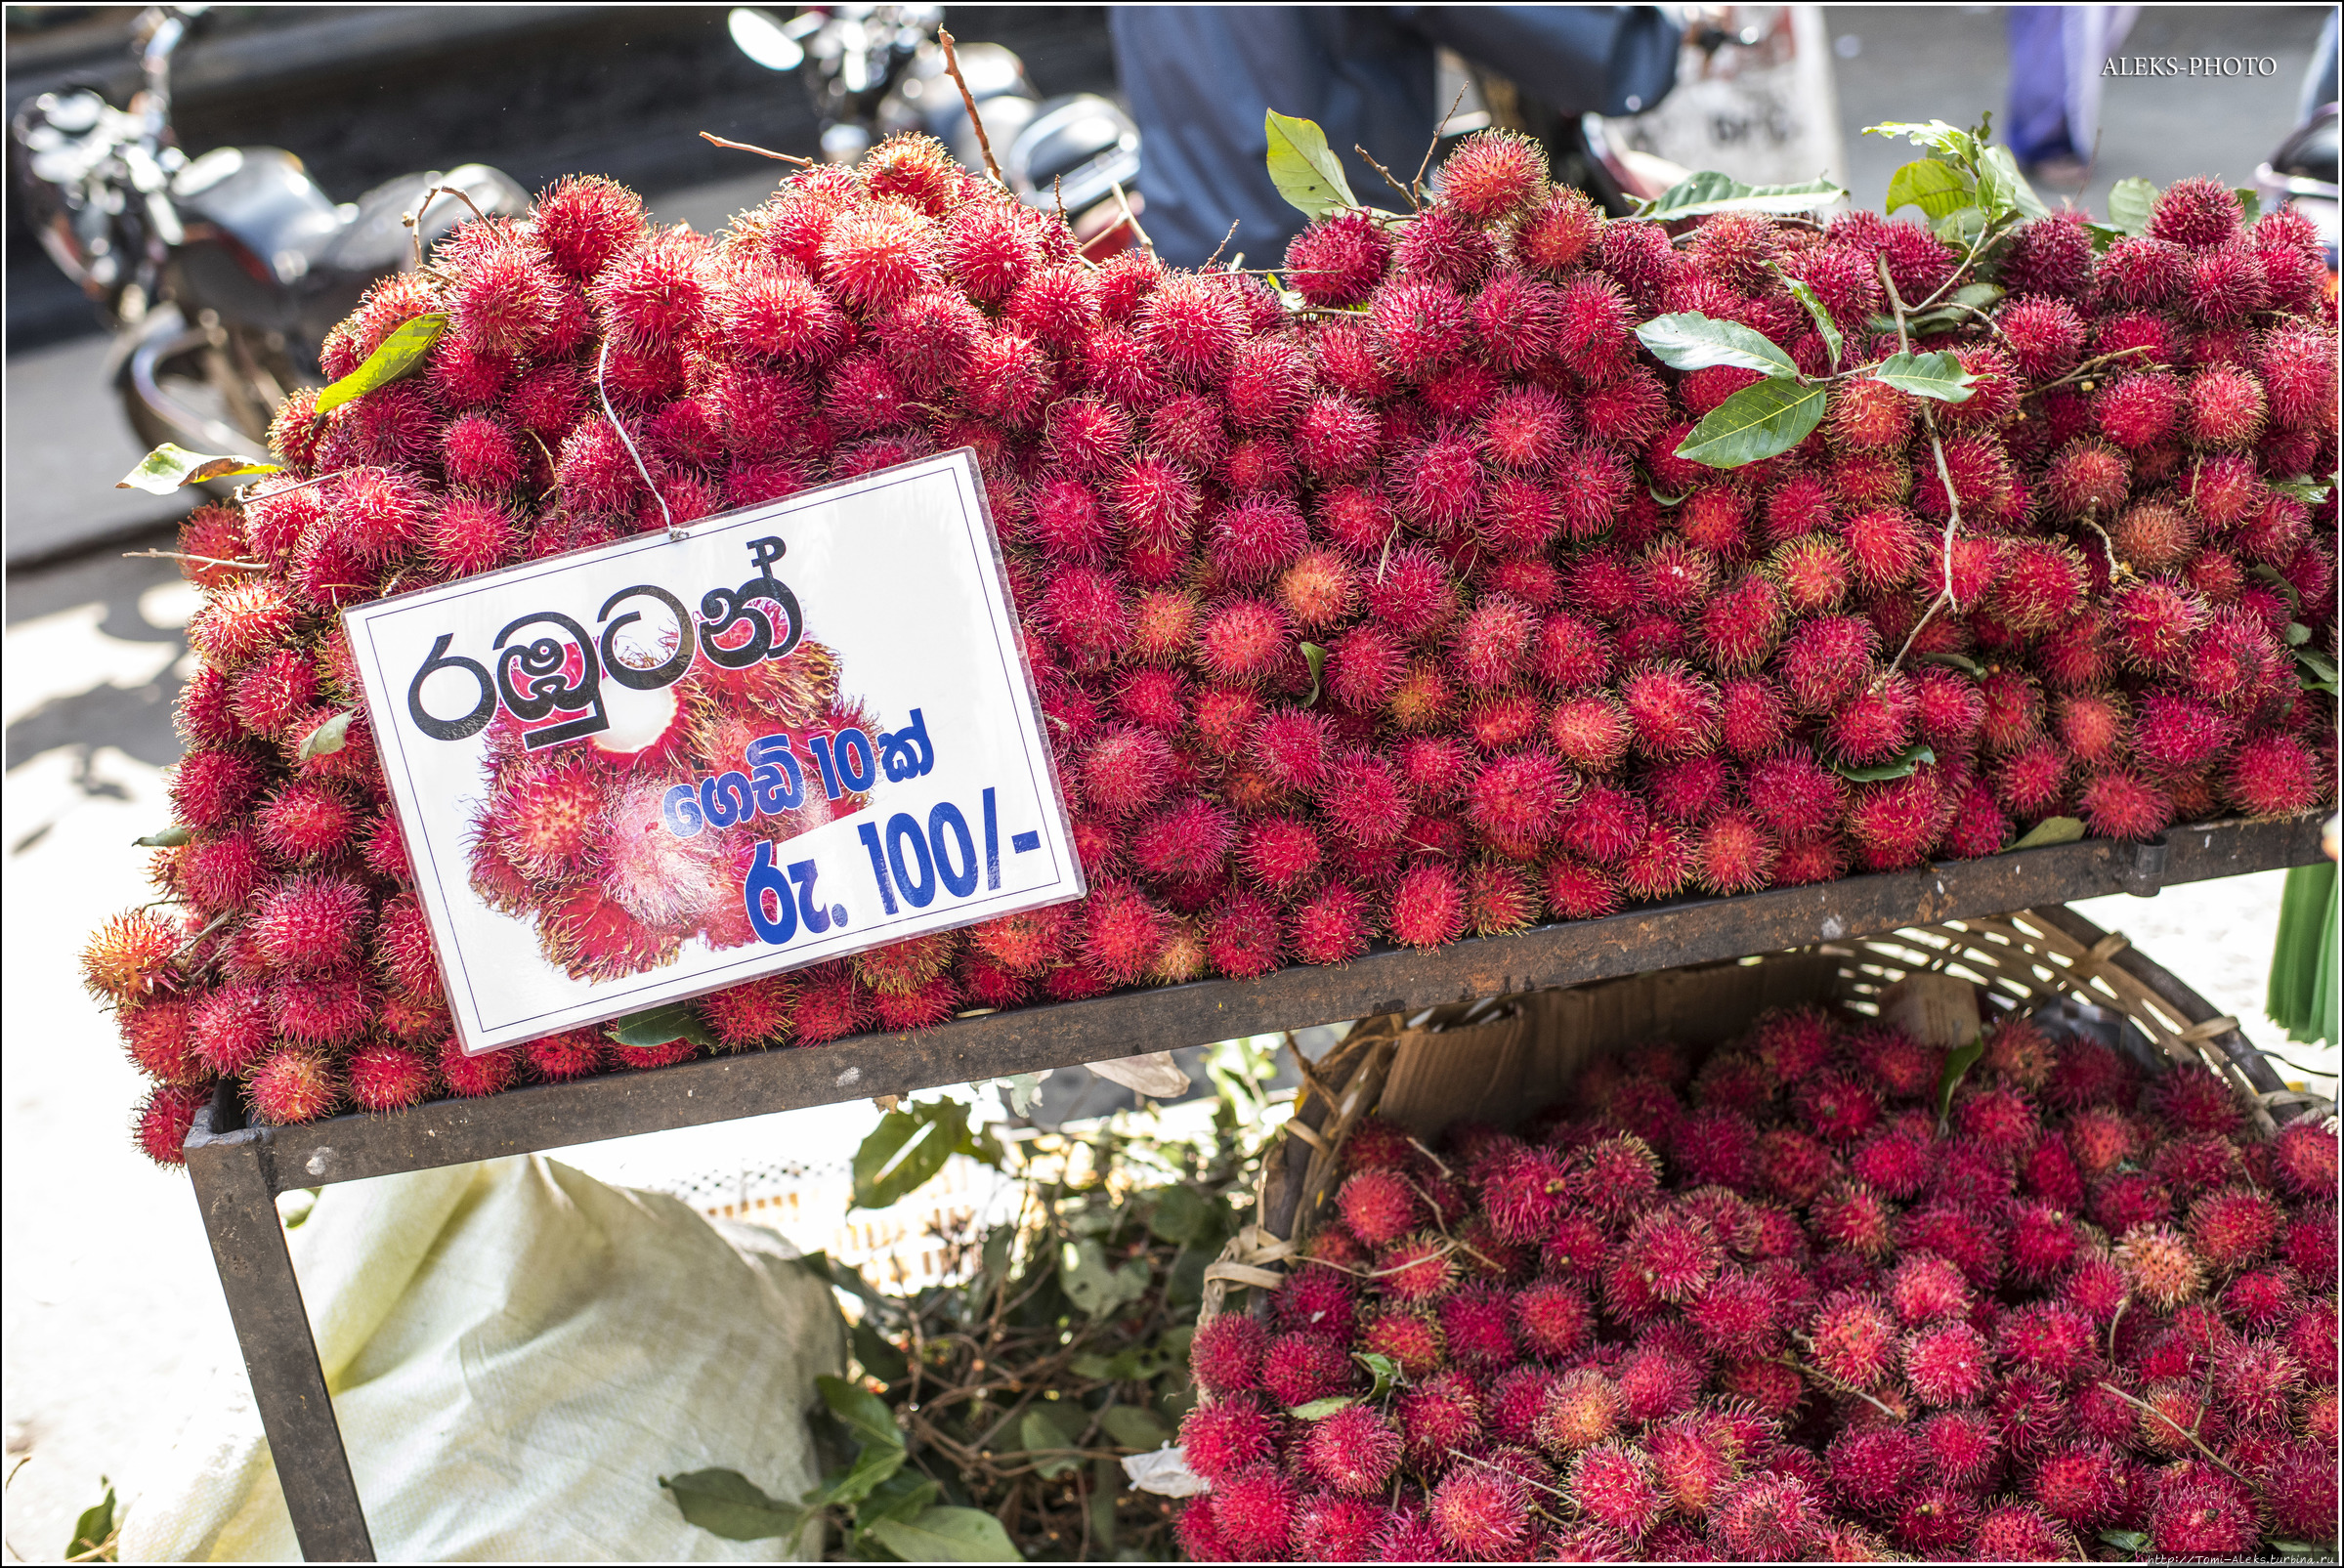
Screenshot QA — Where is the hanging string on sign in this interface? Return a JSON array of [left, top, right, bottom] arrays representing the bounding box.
[[596, 339, 685, 543]]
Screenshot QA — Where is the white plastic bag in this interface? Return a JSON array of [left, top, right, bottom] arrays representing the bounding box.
[[120, 1155, 845, 1561]]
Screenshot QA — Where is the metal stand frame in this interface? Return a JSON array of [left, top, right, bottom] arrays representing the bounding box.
[[180, 816, 2323, 1559]]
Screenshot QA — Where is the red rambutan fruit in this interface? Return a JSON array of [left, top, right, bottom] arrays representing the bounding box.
[[246, 1043, 341, 1125], [1709, 1473, 1828, 1561], [2187, 1184, 2282, 1271], [134, 1081, 212, 1165]]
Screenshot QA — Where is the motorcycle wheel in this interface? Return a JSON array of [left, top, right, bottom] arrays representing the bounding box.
[[114, 318, 288, 491]]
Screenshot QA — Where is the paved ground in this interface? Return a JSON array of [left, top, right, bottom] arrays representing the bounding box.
[[4, 8, 2338, 1555]]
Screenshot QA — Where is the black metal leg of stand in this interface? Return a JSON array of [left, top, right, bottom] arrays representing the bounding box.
[[184, 1111, 376, 1562]]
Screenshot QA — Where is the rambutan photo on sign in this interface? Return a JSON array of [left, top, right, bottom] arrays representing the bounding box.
[[341, 448, 1082, 1054]]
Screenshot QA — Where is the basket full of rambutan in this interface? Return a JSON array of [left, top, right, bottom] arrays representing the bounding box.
[[86, 108, 2335, 1169], [1174, 908, 2338, 1561]]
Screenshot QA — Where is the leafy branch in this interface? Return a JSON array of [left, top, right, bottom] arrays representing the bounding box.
[[1634, 306, 1975, 471]]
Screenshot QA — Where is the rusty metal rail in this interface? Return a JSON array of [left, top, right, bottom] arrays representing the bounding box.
[[181, 814, 2323, 1559]]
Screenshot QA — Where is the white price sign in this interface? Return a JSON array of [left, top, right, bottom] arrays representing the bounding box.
[[343, 450, 1082, 1054]]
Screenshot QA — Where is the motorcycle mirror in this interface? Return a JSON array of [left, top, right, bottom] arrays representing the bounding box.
[[728, 8, 805, 72]]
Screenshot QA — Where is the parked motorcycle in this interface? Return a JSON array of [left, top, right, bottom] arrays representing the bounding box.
[[2258, 102, 2340, 279], [9, 5, 528, 458], [727, 5, 1143, 253]]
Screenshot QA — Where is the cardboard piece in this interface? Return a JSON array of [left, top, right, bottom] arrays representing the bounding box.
[[1879, 970, 1985, 1049], [1374, 954, 1846, 1138]]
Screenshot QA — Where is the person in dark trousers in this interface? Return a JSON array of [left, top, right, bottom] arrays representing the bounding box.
[[1108, 6, 1683, 268]]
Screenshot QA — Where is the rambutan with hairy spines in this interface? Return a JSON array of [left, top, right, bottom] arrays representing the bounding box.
[[2113, 1221, 2209, 1310], [246, 1043, 342, 1125], [867, 970, 965, 1031], [346, 1042, 435, 1114], [1810, 1177, 1896, 1260], [1827, 1422, 1922, 1512], [2148, 1479, 2260, 1558], [1383, 860, 1465, 953], [1080, 879, 1174, 985], [2187, 1184, 2282, 1271], [133, 1081, 213, 1166], [1180, 1393, 1278, 1489], [1288, 880, 1373, 966], [1709, 1472, 1829, 1561], [2225, 731, 2323, 820], [2186, 240, 2271, 323], [2097, 369, 2186, 450], [2183, 362, 2269, 450]]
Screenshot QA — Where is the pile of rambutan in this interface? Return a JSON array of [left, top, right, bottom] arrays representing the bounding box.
[[1174, 1006, 2340, 1560], [87, 126, 2338, 1164]]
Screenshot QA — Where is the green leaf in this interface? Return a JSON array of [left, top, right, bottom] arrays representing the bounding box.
[[1100, 1406, 1173, 1450], [1832, 743, 1937, 784], [1864, 120, 1979, 162], [2293, 646, 2338, 692], [1018, 1407, 1081, 1479], [2286, 621, 2314, 647], [796, 1250, 894, 1320], [853, 1101, 962, 1210], [993, 1071, 1044, 1117], [1776, 275, 1843, 368], [1934, 204, 1988, 245], [661, 1468, 814, 1542], [1146, 1184, 1215, 1248], [1635, 313, 1799, 378], [1288, 1396, 1356, 1420], [1635, 171, 1846, 221], [116, 445, 282, 494], [810, 1440, 907, 1506], [866, 1505, 1023, 1562], [1885, 157, 1975, 221], [1059, 1237, 1151, 1317], [1674, 378, 1827, 468], [134, 825, 193, 848], [851, 1318, 910, 1384], [2234, 188, 2262, 226], [296, 709, 355, 761], [1977, 145, 2049, 222], [818, 1373, 906, 1451], [314, 313, 448, 415], [1937, 1037, 1988, 1129], [1869, 351, 1976, 403], [1263, 110, 1357, 221], [2105, 177, 2158, 236], [1920, 652, 1984, 678], [2271, 475, 2333, 505], [67, 1481, 115, 1558], [2099, 1527, 2150, 1555], [2268, 1540, 2336, 1559], [857, 1469, 941, 1531], [1354, 1351, 1400, 1401], [607, 1002, 717, 1049], [2008, 816, 2086, 850], [1300, 641, 1326, 705]]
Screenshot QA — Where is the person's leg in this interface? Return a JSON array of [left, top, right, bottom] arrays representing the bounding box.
[[2004, 7, 2074, 167]]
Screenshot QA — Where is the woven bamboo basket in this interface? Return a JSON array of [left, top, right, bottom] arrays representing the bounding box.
[[1200, 903, 2326, 1318]]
